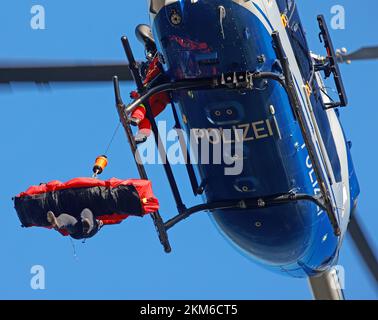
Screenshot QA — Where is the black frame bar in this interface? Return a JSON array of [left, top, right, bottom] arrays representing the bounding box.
[[121, 37, 187, 214], [316, 15, 348, 108], [170, 102, 202, 195], [113, 75, 171, 253], [271, 31, 340, 236]]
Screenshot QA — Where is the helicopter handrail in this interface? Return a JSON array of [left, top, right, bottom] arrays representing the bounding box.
[[164, 192, 326, 230], [123, 72, 288, 114], [124, 79, 217, 115]]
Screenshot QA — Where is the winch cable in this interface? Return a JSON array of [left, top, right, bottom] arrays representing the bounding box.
[[104, 121, 121, 155], [92, 121, 122, 178]]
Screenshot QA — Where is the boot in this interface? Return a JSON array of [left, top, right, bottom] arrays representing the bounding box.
[[134, 132, 148, 144], [47, 211, 59, 229], [82, 218, 91, 235]]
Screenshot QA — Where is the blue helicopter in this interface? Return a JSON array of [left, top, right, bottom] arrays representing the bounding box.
[[1, 0, 377, 299]]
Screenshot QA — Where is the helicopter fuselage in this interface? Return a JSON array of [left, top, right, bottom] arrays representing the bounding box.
[[148, 0, 359, 277]]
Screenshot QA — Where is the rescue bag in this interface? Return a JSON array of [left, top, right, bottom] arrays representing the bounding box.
[[14, 177, 159, 228]]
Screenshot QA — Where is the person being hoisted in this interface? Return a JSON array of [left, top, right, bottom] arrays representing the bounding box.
[[129, 24, 171, 144], [14, 155, 160, 241]]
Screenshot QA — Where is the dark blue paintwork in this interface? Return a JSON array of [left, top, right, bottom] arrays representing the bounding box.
[[150, 0, 359, 277]]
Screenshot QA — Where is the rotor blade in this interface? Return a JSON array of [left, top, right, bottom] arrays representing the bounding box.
[[0, 61, 134, 83], [339, 46, 378, 63], [348, 210, 378, 285]]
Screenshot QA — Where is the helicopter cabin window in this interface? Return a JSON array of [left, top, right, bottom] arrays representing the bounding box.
[[281, 5, 313, 78]]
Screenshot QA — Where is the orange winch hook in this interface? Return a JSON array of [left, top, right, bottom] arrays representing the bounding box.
[[92, 155, 108, 178]]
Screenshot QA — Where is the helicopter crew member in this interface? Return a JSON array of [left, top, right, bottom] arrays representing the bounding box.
[[129, 56, 170, 144], [129, 24, 171, 144]]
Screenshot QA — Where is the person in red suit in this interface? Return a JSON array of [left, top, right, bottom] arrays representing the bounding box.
[[129, 56, 171, 144]]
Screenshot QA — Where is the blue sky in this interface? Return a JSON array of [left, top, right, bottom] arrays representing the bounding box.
[[0, 1, 377, 300]]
